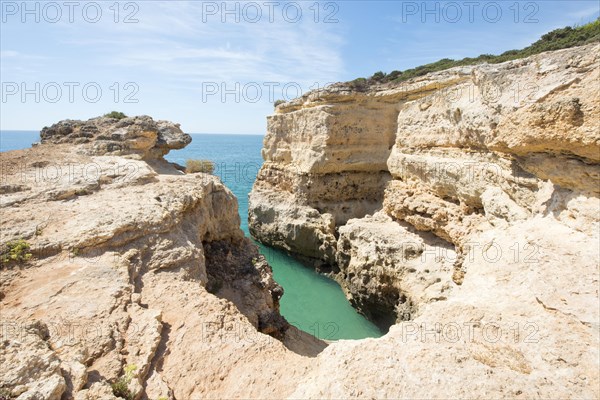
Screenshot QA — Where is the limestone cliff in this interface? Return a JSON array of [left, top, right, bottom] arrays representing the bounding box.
[[247, 43, 599, 398], [0, 116, 323, 400], [250, 43, 599, 328]]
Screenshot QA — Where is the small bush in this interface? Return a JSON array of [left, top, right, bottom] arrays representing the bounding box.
[[111, 364, 137, 400], [186, 159, 214, 174], [111, 379, 132, 400], [104, 111, 128, 120], [387, 70, 402, 81], [371, 71, 386, 82], [1, 239, 32, 268], [274, 99, 286, 107], [349, 77, 368, 91]]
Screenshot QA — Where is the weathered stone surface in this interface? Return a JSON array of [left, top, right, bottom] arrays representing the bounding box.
[[248, 43, 600, 397], [40, 116, 191, 159], [0, 321, 66, 400], [290, 219, 599, 399], [0, 117, 322, 399], [336, 211, 456, 329]]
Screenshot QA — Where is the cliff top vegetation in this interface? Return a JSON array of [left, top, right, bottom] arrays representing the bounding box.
[[348, 18, 600, 89]]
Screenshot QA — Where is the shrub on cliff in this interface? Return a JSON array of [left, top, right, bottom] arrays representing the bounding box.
[[0, 239, 32, 268], [370, 71, 386, 82], [111, 364, 137, 400], [362, 18, 600, 85], [274, 99, 286, 107], [104, 111, 128, 120], [349, 77, 368, 91], [186, 159, 215, 174]]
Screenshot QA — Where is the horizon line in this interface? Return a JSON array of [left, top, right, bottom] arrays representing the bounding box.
[[0, 129, 265, 136]]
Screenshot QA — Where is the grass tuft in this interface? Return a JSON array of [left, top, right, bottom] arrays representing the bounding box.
[[0, 239, 32, 268]]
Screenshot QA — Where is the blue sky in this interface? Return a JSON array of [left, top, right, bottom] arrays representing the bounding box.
[[1, 0, 598, 133]]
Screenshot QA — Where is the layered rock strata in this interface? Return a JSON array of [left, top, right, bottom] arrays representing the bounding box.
[[249, 43, 600, 331]]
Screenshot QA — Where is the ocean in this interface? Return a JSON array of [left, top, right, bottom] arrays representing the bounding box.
[[0, 130, 382, 340]]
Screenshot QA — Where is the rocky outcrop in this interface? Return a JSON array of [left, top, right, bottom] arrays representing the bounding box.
[[39, 116, 192, 159], [289, 217, 600, 399], [0, 116, 319, 400], [335, 212, 456, 328], [249, 43, 600, 331]]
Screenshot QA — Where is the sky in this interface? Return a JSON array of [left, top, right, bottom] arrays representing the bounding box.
[[1, 0, 598, 134]]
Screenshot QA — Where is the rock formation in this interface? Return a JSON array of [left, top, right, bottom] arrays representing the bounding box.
[[248, 43, 599, 397], [250, 43, 599, 326], [0, 116, 321, 400]]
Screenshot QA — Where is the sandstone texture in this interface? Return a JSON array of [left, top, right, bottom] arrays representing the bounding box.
[[0, 116, 320, 400], [249, 43, 600, 397]]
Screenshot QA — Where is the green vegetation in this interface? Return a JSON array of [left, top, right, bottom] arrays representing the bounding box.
[[186, 159, 215, 174], [104, 111, 128, 120], [348, 77, 368, 90], [274, 99, 286, 107], [111, 364, 137, 400], [1, 239, 32, 267], [359, 19, 599, 85]]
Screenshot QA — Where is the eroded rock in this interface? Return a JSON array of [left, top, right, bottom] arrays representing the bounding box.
[[0, 116, 322, 399], [248, 43, 600, 398]]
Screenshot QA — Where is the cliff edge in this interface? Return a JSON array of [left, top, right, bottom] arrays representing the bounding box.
[[0, 116, 323, 400], [249, 43, 600, 398]]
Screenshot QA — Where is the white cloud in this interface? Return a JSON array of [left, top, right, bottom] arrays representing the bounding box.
[[0, 1, 345, 132], [54, 2, 345, 86]]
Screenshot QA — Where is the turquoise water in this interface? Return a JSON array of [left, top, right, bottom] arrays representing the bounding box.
[[258, 244, 382, 340], [0, 131, 382, 340], [164, 134, 262, 235]]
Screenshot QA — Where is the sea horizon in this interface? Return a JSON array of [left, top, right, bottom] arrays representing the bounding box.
[[0, 129, 265, 136]]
